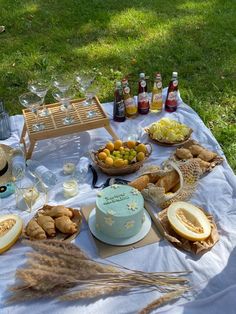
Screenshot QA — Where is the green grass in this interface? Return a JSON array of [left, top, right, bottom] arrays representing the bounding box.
[[0, 0, 235, 171]]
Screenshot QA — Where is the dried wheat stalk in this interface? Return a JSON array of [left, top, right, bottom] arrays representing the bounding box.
[[8, 239, 190, 311], [139, 289, 189, 314]]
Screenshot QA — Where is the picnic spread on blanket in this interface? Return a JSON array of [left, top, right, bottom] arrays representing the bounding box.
[[0, 73, 236, 314]]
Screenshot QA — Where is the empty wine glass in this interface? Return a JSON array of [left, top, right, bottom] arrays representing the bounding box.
[[19, 92, 44, 131], [28, 80, 50, 117], [52, 88, 75, 125], [75, 74, 96, 107], [52, 75, 72, 111]]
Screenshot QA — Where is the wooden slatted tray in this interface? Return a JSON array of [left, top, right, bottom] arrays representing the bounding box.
[[20, 97, 118, 159]]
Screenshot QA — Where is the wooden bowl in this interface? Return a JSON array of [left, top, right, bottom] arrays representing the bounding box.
[[91, 142, 152, 176]]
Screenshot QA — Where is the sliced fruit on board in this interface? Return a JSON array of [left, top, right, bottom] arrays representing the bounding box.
[[0, 214, 23, 254], [167, 202, 211, 241]]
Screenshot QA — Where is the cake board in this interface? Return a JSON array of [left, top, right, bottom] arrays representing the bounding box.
[[82, 204, 162, 258], [20, 97, 119, 159]]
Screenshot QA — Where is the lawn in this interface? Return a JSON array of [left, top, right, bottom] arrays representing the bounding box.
[[0, 0, 235, 170]]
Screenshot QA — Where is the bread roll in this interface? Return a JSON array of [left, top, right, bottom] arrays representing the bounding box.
[[155, 170, 180, 193]]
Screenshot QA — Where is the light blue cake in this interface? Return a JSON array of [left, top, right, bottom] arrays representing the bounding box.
[[96, 184, 145, 239]]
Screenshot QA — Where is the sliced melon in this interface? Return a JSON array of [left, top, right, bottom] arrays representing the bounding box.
[[0, 214, 23, 254], [167, 202, 211, 241]]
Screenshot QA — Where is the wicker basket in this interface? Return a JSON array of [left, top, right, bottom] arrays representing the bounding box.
[[91, 142, 152, 176], [145, 127, 193, 147]]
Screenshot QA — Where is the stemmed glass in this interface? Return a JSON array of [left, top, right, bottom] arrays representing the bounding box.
[[75, 74, 98, 118], [28, 80, 50, 117], [75, 74, 95, 107], [52, 75, 72, 111], [52, 88, 75, 125], [19, 92, 44, 131]]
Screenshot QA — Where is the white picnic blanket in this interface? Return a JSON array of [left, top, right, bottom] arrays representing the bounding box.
[[0, 92, 236, 314]]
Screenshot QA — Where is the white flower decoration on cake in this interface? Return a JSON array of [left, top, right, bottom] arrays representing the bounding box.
[[104, 216, 114, 226], [127, 201, 138, 211], [111, 184, 119, 189], [124, 220, 135, 229], [131, 188, 139, 195], [107, 209, 115, 215]]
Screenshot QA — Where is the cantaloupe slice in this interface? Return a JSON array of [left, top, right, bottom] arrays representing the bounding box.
[[167, 202, 211, 241], [0, 214, 23, 254]]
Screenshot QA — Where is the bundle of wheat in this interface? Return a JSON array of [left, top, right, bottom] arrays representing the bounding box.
[[8, 239, 191, 313]]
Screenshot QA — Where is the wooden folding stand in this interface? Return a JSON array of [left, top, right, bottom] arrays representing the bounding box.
[[20, 97, 119, 159]]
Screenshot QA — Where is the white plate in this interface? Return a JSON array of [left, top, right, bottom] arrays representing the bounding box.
[[88, 208, 151, 246]]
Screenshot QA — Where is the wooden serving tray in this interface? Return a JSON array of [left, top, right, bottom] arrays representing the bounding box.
[[20, 97, 118, 159]]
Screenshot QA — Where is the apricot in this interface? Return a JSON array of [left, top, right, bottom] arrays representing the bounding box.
[[98, 152, 107, 161], [103, 148, 110, 156], [136, 143, 147, 154], [114, 139, 123, 150], [106, 142, 114, 152], [105, 157, 114, 166], [114, 158, 125, 168], [127, 140, 136, 149]]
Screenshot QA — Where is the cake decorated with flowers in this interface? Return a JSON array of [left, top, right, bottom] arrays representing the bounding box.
[[95, 184, 145, 238]]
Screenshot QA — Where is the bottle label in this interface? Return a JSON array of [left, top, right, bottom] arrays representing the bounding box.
[[173, 80, 178, 87], [157, 82, 162, 89], [140, 80, 146, 88], [152, 93, 162, 103], [115, 101, 125, 118], [35, 165, 49, 178], [138, 92, 149, 103], [124, 86, 130, 94], [167, 91, 177, 101]]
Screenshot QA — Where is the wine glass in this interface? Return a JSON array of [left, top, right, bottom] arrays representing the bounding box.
[[52, 88, 75, 125], [19, 92, 44, 132], [75, 74, 95, 107], [52, 75, 72, 111], [28, 80, 50, 117]]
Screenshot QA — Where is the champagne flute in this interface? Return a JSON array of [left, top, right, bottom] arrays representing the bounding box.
[[28, 79, 50, 117], [52, 88, 75, 125], [19, 92, 44, 131]]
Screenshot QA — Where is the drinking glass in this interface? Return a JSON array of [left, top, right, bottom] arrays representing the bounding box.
[[19, 92, 45, 131], [75, 74, 95, 107], [28, 80, 50, 117], [52, 88, 75, 125], [52, 75, 72, 111]]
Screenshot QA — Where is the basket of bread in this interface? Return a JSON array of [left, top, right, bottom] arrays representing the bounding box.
[[145, 118, 192, 146], [91, 139, 152, 176], [24, 204, 82, 241]]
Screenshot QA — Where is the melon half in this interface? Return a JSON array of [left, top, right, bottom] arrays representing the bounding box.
[[167, 202, 211, 241], [0, 214, 23, 254]]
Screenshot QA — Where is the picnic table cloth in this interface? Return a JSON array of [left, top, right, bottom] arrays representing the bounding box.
[[0, 93, 236, 314]]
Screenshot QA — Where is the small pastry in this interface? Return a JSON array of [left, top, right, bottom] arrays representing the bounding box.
[[175, 148, 193, 160], [55, 216, 77, 234], [37, 215, 56, 237], [188, 144, 204, 156], [198, 149, 217, 162], [195, 158, 211, 172], [26, 220, 47, 240], [129, 175, 150, 191], [155, 170, 180, 193], [43, 205, 73, 218]]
